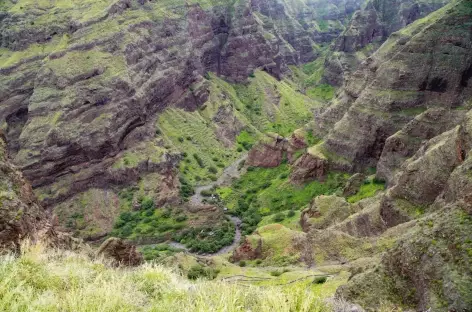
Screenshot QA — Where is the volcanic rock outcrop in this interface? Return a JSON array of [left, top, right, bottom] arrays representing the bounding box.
[[323, 0, 451, 86], [0, 135, 47, 252], [97, 237, 144, 266]]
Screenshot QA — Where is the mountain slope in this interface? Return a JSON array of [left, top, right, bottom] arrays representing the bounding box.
[[287, 1, 472, 310]]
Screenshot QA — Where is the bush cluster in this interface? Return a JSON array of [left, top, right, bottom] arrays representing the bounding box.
[[179, 176, 194, 201], [173, 221, 235, 253], [187, 265, 220, 280], [111, 196, 187, 240], [140, 244, 184, 261], [193, 154, 205, 168]]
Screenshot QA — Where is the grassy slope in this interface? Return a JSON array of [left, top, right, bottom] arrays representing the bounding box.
[[0, 243, 333, 312], [157, 71, 321, 185], [217, 163, 348, 234]]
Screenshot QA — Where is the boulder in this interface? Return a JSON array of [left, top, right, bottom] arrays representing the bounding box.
[[97, 237, 143, 266], [342, 173, 366, 197], [231, 237, 262, 262], [290, 153, 328, 184]]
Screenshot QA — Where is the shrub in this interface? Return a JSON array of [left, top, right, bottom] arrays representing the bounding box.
[[208, 166, 218, 174], [179, 176, 195, 200], [287, 210, 296, 218], [273, 213, 285, 223], [261, 182, 271, 189], [178, 137, 184, 143], [312, 276, 328, 284], [161, 209, 172, 218], [373, 177, 386, 185], [187, 265, 204, 280], [193, 154, 205, 168], [175, 215, 187, 222], [255, 259, 262, 265], [237, 147, 243, 152], [239, 261, 246, 267], [242, 142, 252, 150], [187, 265, 220, 280], [270, 270, 282, 277], [141, 197, 155, 210], [200, 190, 213, 197]]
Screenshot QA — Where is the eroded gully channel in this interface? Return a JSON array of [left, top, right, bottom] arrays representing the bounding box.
[[169, 153, 247, 256]]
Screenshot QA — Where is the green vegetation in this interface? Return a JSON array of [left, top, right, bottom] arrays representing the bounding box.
[[0, 243, 331, 311], [157, 71, 322, 188], [111, 196, 186, 241], [313, 276, 328, 285], [307, 84, 336, 101], [173, 221, 235, 253], [157, 108, 236, 185], [218, 164, 348, 234], [140, 244, 185, 261], [236, 130, 257, 151], [187, 264, 220, 280], [246, 224, 302, 265], [53, 188, 122, 238], [347, 178, 385, 203], [259, 210, 302, 231], [179, 176, 194, 201]]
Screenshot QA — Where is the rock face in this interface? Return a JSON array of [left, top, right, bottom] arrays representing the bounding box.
[[300, 195, 354, 232], [290, 152, 328, 184], [97, 237, 143, 266], [295, 2, 472, 310], [0, 134, 84, 252], [323, 0, 451, 86], [342, 173, 365, 197], [0, 135, 47, 252], [0, 0, 322, 209], [247, 134, 288, 168], [246, 131, 308, 168], [338, 205, 472, 311], [315, 0, 472, 173], [231, 236, 262, 262]]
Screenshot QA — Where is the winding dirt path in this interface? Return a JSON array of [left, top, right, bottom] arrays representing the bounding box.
[[190, 153, 248, 206], [171, 154, 248, 256]]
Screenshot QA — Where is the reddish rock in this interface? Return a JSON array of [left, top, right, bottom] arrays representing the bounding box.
[[231, 237, 262, 262], [290, 153, 328, 184], [97, 237, 143, 266]]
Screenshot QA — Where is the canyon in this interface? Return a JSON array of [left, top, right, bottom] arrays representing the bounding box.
[[1, 0, 471, 311]]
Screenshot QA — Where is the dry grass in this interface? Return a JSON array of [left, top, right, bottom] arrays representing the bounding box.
[[0, 242, 331, 312]]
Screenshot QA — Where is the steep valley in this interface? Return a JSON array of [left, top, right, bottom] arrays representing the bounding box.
[[1, 0, 472, 311]]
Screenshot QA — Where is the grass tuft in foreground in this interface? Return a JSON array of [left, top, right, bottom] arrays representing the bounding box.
[[0, 243, 330, 312]]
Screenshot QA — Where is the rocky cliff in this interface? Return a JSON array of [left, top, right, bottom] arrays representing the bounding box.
[[322, 0, 451, 86], [0, 134, 47, 251], [293, 1, 472, 309], [310, 0, 472, 175], [0, 0, 361, 220]]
